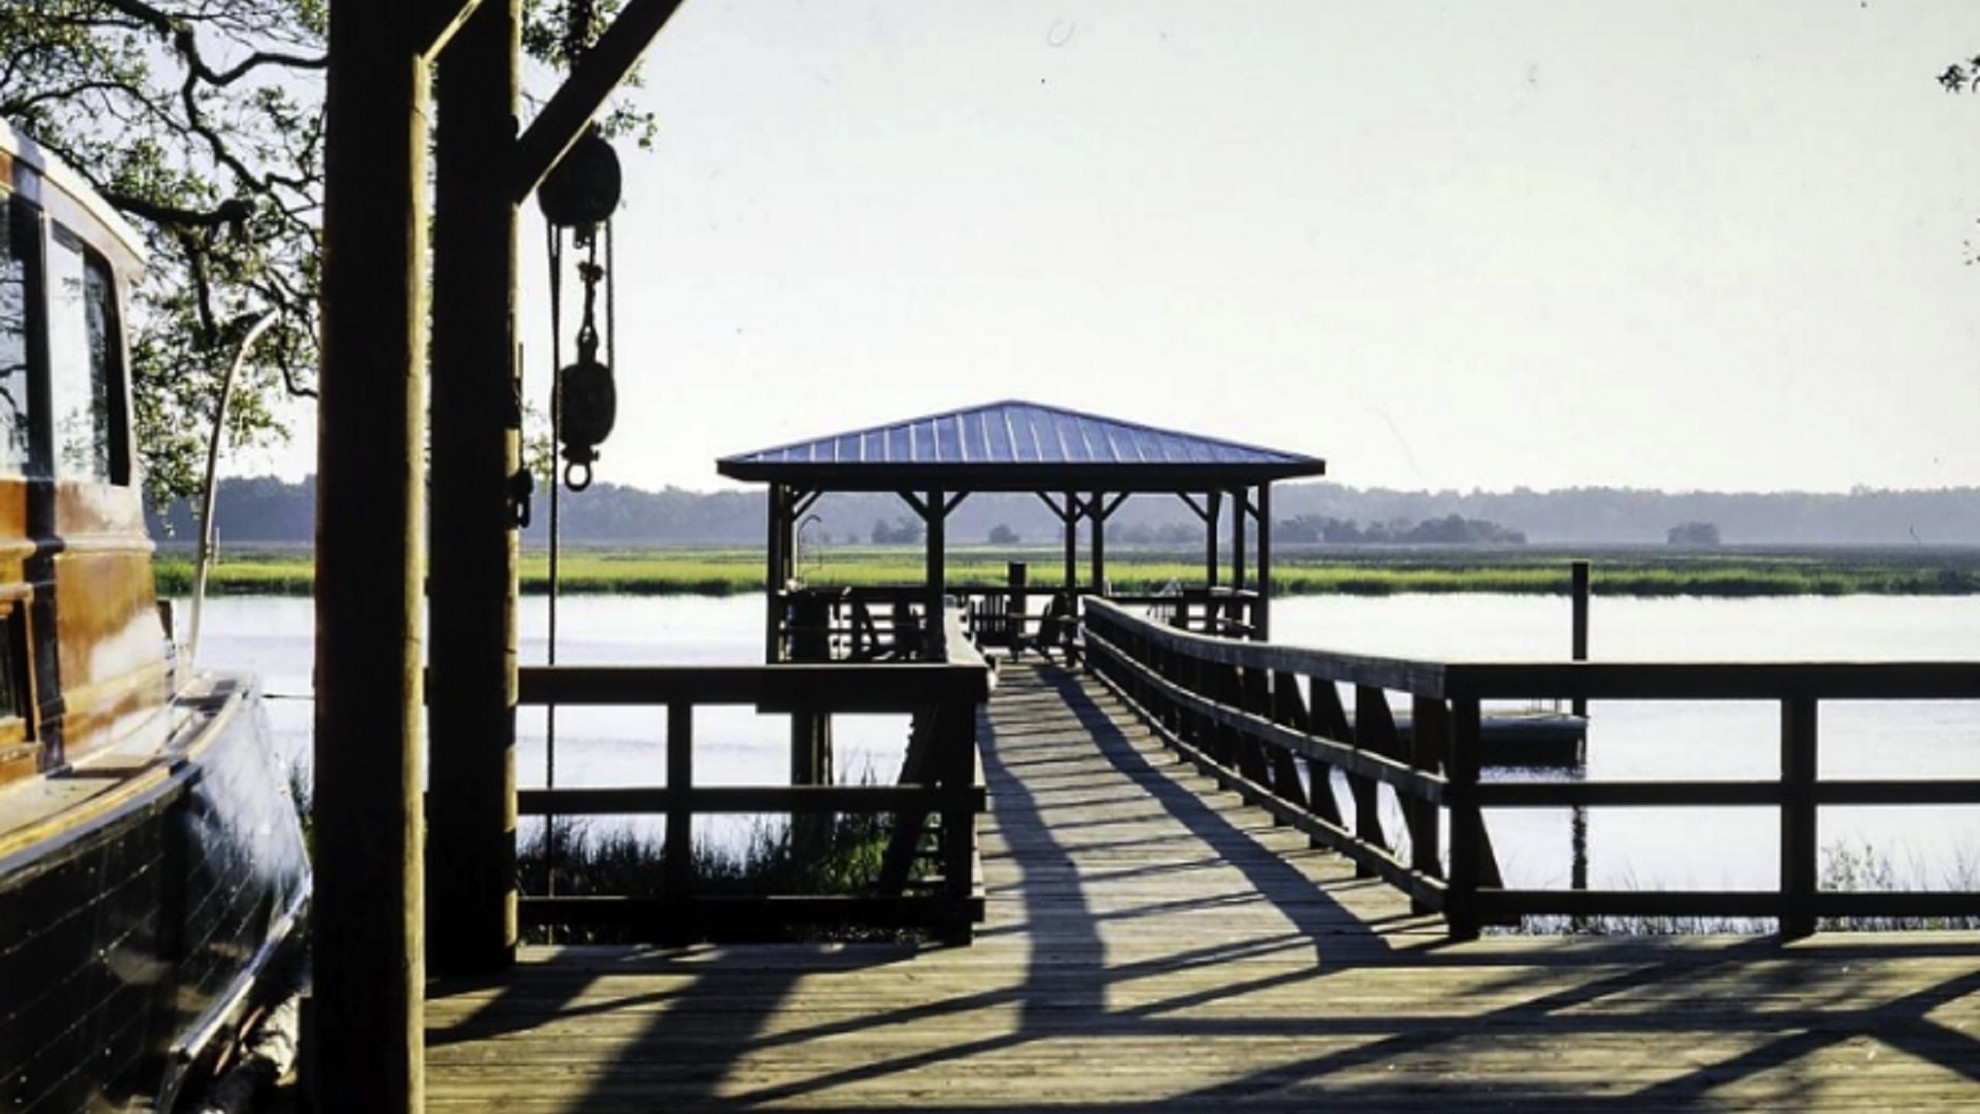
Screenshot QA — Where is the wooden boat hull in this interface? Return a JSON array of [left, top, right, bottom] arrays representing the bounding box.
[[0, 674, 309, 1113]]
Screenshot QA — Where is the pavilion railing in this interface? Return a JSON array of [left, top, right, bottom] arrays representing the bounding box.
[[1081, 597, 1980, 940], [776, 583, 1265, 663], [777, 585, 1087, 662], [515, 610, 993, 944]]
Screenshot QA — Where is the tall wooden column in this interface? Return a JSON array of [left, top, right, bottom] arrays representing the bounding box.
[[1205, 490, 1222, 588], [924, 489, 947, 650], [1231, 487, 1247, 593], [427, 0, 522, 978], [1255, 484, 1272, 641], [317, 0, 429, 1105], [765, 483, 789, 660], [1088, 491, 1105, 593], [1059, 492, 1080, 590]]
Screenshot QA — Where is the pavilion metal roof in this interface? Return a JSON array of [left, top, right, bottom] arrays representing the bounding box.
[[717, 400, 1326, 492]]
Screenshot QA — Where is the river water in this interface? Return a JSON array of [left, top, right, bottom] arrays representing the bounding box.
[[189, 592, 1980, 893]]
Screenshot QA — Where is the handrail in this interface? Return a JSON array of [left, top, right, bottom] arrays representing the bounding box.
[[1080, 598, 1980, 941], [1088, 598, 1980, 701], [520, 661, 991, 708]]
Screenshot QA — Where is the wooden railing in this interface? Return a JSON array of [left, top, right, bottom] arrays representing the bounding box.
[[1109, 587, 1262, 639], [777, 585, 1086, 662], [1082, 597, 1980, 940], [776, 584, 1264, 663], [516, 615, 993, 943]]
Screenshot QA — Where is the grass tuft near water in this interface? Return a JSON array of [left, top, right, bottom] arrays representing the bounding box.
[[515, 805, 907, 944], [1491, 839, 1980, 936]]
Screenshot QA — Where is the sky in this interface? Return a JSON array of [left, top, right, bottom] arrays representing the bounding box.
[[251, 1, 1980, 494]]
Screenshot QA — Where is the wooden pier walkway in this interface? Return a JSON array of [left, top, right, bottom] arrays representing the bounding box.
[[425, 661, 1980, 1111]]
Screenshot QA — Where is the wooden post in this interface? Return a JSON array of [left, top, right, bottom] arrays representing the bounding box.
[[1307, 678, 1354, 848], [1349, 686, 1392, 877], [1570, 560, 1590, 718], [1446, 697, 1483, 940], [664, 702, 694, 927], [1202, 490, 1221, 589], [1407, 696, 1448, 914], [925, 488, 946, 654], [940, 698, 977, 945], [765, 484, 788, 661], [1061, 491, 1078, 592], [316, 0, 427, 1103], [1089, 490, 1106, 595], [1256, 484, 1272, 641], [427, 0, 521, 978], [1231, 488, 1247, 597], [1780, 696, 1819, 939]]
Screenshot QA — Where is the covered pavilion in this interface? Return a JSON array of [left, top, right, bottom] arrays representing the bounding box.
[[718, 399, 1327, 650]]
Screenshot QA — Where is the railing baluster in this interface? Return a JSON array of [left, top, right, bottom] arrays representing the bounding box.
[[664, 701, 694, 908], [1408, 696, 1448, 913], [1351, 686, 1392, 877], [1305, 677, 1352, 835], [941, 697, 978, 945], [1266, 671, 1311, 817], [1446, 697, 1482, 940], [1780, 696, 1818, 939]]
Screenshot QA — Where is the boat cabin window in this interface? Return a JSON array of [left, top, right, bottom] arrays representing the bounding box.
[[45, 223, 124, 483], [0, 195, 29, 472], [0, 605, 24, 743]]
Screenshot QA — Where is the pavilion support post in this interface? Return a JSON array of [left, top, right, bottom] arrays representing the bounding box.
[[427, 0, 520, 977], [1086, 492, 1127, 602], [1089, 491, 1106, 597], [316, 0, 428, 1105], [924, 489, 948, 654], [1256, 484, 1272, 641], [765, 483, 789, 661], [1205, 490, 1222, 588], [1061, 492, 1079, 592], [1232, 488, 1248, 594]]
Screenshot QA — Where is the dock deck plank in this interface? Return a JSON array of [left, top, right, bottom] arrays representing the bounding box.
[[426, 662, 1980, 1110]]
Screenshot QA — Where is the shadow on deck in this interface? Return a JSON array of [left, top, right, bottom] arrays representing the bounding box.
[[425, 662, 1980, 1111]]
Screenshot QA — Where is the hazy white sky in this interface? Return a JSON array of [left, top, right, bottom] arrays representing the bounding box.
[[258, 1, 1980, 493]]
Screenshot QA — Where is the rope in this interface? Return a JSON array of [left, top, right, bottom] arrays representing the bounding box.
[[544, 222, 565, 905]]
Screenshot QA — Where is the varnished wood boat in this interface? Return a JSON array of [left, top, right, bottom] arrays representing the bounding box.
[[0, 121, 310, 1112]]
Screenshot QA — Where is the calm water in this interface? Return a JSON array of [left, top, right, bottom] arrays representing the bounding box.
[[188, 592, 1980, 891]]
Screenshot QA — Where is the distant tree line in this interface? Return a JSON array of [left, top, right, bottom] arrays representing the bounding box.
[[150, 476, 1980, 548], [1276, 513, 1525, 545]]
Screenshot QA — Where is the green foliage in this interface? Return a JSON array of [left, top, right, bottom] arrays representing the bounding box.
[[2, 0, 326, 506], [3, 0, 653, 508]]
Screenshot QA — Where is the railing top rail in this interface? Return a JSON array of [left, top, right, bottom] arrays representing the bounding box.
[[1083, 597, 1980, 702], [520, 661, 994, 711]]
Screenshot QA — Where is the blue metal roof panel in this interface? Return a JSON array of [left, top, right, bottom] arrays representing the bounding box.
[[719, 399, 1323, 474]]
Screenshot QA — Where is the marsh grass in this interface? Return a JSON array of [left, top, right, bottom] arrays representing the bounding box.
[[154, 544, 1980, 599], [1493, 839, 1980, 936], [515, 804, 906, 944]]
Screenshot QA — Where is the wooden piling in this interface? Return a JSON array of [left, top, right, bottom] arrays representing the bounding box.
[[1570, 560, 1590, 718], [427, 0, 521, 977], [316, 0, 429, 1104]]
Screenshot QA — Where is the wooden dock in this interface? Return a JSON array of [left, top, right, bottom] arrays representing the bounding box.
[[425, 661, 1980, 1110]]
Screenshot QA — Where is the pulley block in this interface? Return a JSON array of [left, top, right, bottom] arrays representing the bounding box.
[[556, 356, 616, 491], [537, 129, 622, 229]]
